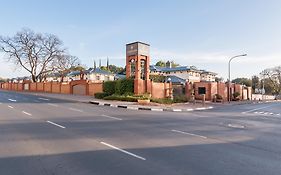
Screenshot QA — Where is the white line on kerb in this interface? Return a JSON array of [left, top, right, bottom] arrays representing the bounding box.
[[186, 109, 194, 111], [171, 129, 207, 139], [8, 99, 17, 102], [8, 105, 14, 109], [22, 111, 32, 116], [46, 121, 66, 129], [47, 103, 58, 107], [151, 108, 163, 112], [100, 142, 146, 161], [69, 108, 83, 112], [101, 114, 122, 120], [196, 107, 206, 110], [38, 98, 50, 101]]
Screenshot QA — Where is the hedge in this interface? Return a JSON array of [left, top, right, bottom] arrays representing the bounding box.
[[103, 78, 134, 95], [103, 94, 139, 102], [94, 92, 110, 99], [103, 81, 116, 95]]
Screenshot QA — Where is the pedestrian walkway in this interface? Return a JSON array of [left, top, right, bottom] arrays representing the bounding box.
[[15, 91, 214, 112]]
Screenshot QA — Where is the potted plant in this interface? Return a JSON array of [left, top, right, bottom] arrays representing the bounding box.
[[233, 92, 240, 101], [137, 93, 151, 104], [214, 94, 223, 102]]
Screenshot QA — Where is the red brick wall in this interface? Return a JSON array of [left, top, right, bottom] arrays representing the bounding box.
[[30, 83, 37, 91], [44, 82, 52, 92], [51, 82, 61, 93], [88, 83, 103, 96], [61, 83, 70, 94], [37, 82, 44, 91], [194, 82, 212, 101], [217, 83, 227, 101], [151, 82, 167, 99]]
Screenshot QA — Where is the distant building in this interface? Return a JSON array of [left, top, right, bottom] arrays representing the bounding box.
[[150, 64, 217, 83], [66, 68, 115, 82]]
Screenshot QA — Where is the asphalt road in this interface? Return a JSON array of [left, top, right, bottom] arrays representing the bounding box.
[[0, 89, 281, 175]]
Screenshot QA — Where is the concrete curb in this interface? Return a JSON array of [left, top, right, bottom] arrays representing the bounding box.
[[89, 101, 214, 112]]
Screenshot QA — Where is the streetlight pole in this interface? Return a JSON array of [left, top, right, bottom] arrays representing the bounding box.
[[228, 54, 247, 102]]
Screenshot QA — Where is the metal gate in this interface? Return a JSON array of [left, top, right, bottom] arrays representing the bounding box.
[[73, 84, 86, 95]]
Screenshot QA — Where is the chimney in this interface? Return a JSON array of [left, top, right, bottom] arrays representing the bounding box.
[[166, 61, 171, 68]]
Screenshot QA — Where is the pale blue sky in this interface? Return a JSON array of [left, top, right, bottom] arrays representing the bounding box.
[[1, 0, 281, 80]]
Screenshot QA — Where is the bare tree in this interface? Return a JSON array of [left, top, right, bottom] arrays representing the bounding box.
[[0, 29, 66, 82], [262, 66, 281, 95], [53, 55, 80, 82]]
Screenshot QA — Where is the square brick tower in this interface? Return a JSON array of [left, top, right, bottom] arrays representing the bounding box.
[[126, 42, 151, 95]]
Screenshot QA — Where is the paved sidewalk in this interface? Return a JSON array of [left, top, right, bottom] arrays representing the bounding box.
[[13, 91, 214, 112], [8, 90, 278, 112]]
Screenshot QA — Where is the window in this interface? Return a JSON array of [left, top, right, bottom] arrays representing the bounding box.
[[198, 87, 206, 95]]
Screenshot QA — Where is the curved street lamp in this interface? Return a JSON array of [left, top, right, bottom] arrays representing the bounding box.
[[228, 54, 247, 102]]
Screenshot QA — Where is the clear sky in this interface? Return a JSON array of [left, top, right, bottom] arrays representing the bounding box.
[[0, 0, 281, 80]]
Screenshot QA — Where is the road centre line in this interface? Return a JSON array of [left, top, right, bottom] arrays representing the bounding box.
[[69, 107, 83, 112], [171, 129, 207, 139], [242, 104, 278, 114], [8, 98, 17, 102], [22, 111, 32, 116], [227, 124, 245, 129], [101, 114, 122, 120], [46, 121, 66, 129], [8, 105, 14, 109], [38, 98, 50, 101], [100, 142, 146, 161], [47, 103, 58, 107]]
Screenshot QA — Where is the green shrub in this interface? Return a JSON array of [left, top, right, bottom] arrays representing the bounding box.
[[215, 94, 223, 100], [173, 95, 188, 103], [103, 79, 134, 95], [119, 78, 134, 95], [104, 94, 138, 102], [94, 92, 110, 99], [149, 75, 165, 83], [233, 92, 240, 98], [103, 81, 116, 95], [151, 98, 174, 104], [115, 79, 121, 95]]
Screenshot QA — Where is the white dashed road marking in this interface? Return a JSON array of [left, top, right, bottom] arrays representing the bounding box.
[[38, 98, 50, 101], [47, 103, 58, 107], [69, 108, 83, 113], [8, 105, 14, 109], [101, 114, 122, 121], [100, 142, 146, 161], [22, 111, 32, 116], [171, 129, 207, 139], [242, 104, 278, 114], [8, 99, 17, 102], [227, 124, 245, 129], [46, 121, 66, 129]]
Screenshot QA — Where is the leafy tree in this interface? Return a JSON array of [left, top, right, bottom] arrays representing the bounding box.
[[215, 77, 224, 82], [155, 60, 166, 67], [0, 28, 73, 82], [155, 60, 180, 68], [252, 75, 260, 92], [262, 66, 281, 95], [232, 78, 252, 87], [100, 65, 124, 74], [0, 77, 7, 82], [171, 61, 180, 68]]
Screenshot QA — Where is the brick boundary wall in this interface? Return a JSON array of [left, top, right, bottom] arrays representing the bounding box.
[[0, 80, 103, 96]]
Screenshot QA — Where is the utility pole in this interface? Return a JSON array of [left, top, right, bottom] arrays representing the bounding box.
[[228, 54, 247, 102]]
